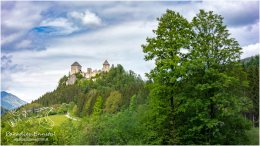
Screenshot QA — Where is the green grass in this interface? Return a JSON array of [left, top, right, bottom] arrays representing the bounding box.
[[47, 114, 68, 126], [37, 114, 68, 126], [38, 114, 80, 126], [246, 127, 259, 145]]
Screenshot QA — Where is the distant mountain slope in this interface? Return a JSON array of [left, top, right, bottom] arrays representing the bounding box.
[[241, 55, 259, 64], [1, 91, 27, 110], [1, 106, 9, 115]]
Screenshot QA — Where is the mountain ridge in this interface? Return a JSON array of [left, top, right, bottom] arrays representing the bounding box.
[[1, 91, 27, 110]]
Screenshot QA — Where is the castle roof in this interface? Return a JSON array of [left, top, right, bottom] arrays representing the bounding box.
[[103, 60, 109, 65], [71, 61, 81, 67]]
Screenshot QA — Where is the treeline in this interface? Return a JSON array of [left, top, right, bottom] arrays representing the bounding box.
[[242, 55, 259, 127]]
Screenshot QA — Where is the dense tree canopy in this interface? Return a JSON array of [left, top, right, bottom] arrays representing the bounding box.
[[142, 9, 252, 144], [31, 64, 148, 117], [242, 55, 259, 127]]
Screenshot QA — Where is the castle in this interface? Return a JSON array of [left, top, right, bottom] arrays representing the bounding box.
[[66, 60, 110, 85]]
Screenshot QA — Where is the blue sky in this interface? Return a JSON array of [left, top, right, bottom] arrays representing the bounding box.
[[1, 1, 259, 102]]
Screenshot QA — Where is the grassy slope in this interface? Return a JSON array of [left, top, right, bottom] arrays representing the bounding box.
[[48, 115, 68, 126], [246, 127, 259, 145], [37, 114, 79, 126]]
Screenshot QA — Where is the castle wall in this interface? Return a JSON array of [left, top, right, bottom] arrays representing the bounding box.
[[66, 74, 77, 85], [83, 69, 101, 79], [68, 61, 110, 85]]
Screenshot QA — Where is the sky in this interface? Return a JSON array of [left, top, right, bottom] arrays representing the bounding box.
[[1, 0, 259, 102]]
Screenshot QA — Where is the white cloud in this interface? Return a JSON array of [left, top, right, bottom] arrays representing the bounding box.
[[201, 0, 259, 26], [242, 43, 259, 59], [40, 18, 79, 35], [69, 10, 102, 26], [2, 2, 44, 30], [41, 18, 70, 28], [164, 1, 259, 46], [15, 40, 32, 49], [1, 2, 48, 45], [1, 31, 24, 46], [229, 21, 259, 46], [1, 55, 13, 91], [7, 70, 64, 102]]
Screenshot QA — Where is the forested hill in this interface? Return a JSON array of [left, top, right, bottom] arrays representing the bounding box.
[[30, 64, 148, 116], [241, 55, 259, 127]]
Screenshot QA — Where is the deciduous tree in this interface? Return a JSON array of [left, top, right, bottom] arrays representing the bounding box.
[[142, 9, 251, 144]]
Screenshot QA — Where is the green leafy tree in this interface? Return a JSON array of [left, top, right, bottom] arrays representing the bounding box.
[[77, 93, 87, 115], [142, 9, 192, 144], [58, 75, 68, 88], [72, 105, 78, 116], [75, 72, 84, 80], [83, 89, 97, 116], [105, 91, 123, 113], [93, 96, 104, 116], [129, 95, 137, 112], [68, 101, 76, 112], [142, 9, 251, 144]]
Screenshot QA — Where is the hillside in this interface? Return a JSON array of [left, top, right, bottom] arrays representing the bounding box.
[[27, 64, 148, 117], [1, 64, 150, 145]]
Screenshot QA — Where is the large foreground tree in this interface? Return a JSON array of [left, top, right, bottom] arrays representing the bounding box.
[[142, 9, 252, 144]]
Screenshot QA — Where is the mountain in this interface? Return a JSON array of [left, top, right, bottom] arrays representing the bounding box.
[[1, 91, 27, 110], [241, 55, 259, 64], [1, 106, 9, 115]]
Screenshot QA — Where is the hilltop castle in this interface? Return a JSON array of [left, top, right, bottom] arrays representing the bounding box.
[[66, 60, 110, 85]]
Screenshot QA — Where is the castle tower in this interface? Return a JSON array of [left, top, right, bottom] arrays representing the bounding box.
[[87, 68, 92, 74], [71, 61, 82, 75], [102, 60, 110, 72]]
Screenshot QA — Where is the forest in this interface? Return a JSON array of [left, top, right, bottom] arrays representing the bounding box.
[[1, 9, 259, 145]]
